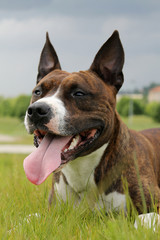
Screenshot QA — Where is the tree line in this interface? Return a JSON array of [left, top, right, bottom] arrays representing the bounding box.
[[0, 95, 31, 120], [117, 97, 160, 122]]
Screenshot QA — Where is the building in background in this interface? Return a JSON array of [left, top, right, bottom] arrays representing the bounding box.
[[148, 86, 160, 102]]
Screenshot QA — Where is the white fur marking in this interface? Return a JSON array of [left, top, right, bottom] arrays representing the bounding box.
[[55, 175, 69, 202], [62, 143, 108, 194], [24, 89, 67, 134], [55, 175, 80, 203], [24, 113, 29, 132], [38, 90, 66, 120], [97, 191, 126, 212], [36, 89, 67, 134]]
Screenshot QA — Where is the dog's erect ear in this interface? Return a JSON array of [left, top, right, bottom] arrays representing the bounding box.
[[37, 32, 61, 84], [90, 31, 124, 92]]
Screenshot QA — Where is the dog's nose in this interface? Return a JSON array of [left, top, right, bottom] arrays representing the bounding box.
[[27, 102, 51, 121]]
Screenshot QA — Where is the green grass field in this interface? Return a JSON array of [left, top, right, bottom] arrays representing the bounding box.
[[0, 116, 160, 239], [122, 115, 160, 131], [0, 154, 160, 239], [0, 117, 32, 144]]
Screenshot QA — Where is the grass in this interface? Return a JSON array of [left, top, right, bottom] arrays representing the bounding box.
[[122, 115, 160, 131], [0, 117, 26, 136], [0, 117, 32, 145], [0, 116, 160, 238], [0, 154, 160, 239]]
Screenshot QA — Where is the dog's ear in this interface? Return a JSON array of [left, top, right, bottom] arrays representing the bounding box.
[[37, 32, 61, 84], [90, 31, 124, 92]]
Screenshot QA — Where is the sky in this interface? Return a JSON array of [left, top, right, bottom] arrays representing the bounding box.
[[0, 0, 160, 97]]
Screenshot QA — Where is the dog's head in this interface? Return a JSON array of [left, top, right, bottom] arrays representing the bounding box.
[[24, 31, 124, 185]]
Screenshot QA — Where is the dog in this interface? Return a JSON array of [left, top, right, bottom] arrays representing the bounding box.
[[24, 31, 160, 226]]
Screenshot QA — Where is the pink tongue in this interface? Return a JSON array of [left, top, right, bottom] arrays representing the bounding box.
[[23, 134, 71, 185]]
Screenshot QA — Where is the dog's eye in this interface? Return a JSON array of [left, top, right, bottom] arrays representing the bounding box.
[[73, 91, 85, 97], [34, 89, 42, 96]]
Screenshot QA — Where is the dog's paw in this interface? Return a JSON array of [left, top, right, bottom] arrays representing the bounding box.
[[134, 213, 160, 231]]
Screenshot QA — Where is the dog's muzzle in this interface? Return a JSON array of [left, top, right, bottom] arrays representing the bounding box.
[[27, 102, 52, 123]]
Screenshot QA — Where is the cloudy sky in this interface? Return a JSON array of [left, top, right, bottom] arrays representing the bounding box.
[[0, 0, 160, 96]]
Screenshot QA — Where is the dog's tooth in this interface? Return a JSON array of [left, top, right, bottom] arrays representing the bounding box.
[[68, 145, 72, 150], [75, 135, 80, 141], [68, 141, 76, 150], [73, 135, 80, 145], [63, 135, 81, 152], [68, 134, 80, 150]]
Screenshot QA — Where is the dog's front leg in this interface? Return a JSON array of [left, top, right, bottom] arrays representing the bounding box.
[[49, 172, 80, 207]]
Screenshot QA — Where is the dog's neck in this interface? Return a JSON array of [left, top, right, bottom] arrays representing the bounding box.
[[94, 112, 131, 193], [62, 143, 108, 194], [61, 112, 130, 195]]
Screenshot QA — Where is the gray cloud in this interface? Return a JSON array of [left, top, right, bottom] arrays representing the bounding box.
[[0, 0, 160, 96], [0, 0, 52, 10], [0, 0, 159, 17]]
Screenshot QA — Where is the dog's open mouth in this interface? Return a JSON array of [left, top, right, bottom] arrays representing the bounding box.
[[34, 128, 100, 161], [23, 128, 100, 185]]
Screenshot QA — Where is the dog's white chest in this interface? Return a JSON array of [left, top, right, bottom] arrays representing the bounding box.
[[57, 143, 126, 212], [97, 191, 126, 212], [62, 143, 108, 194]]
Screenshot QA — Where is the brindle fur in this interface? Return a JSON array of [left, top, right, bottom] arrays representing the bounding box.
[[29, 31, 160, 214]]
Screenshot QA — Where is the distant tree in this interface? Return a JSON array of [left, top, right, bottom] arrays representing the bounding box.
[[13, 95, 31, 120], [117, 97, 145, 117], [153, 104, 160, 122], [133, 99, 145, 115], [0, 98, 13, 116], [145, 102, 160, 122]]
